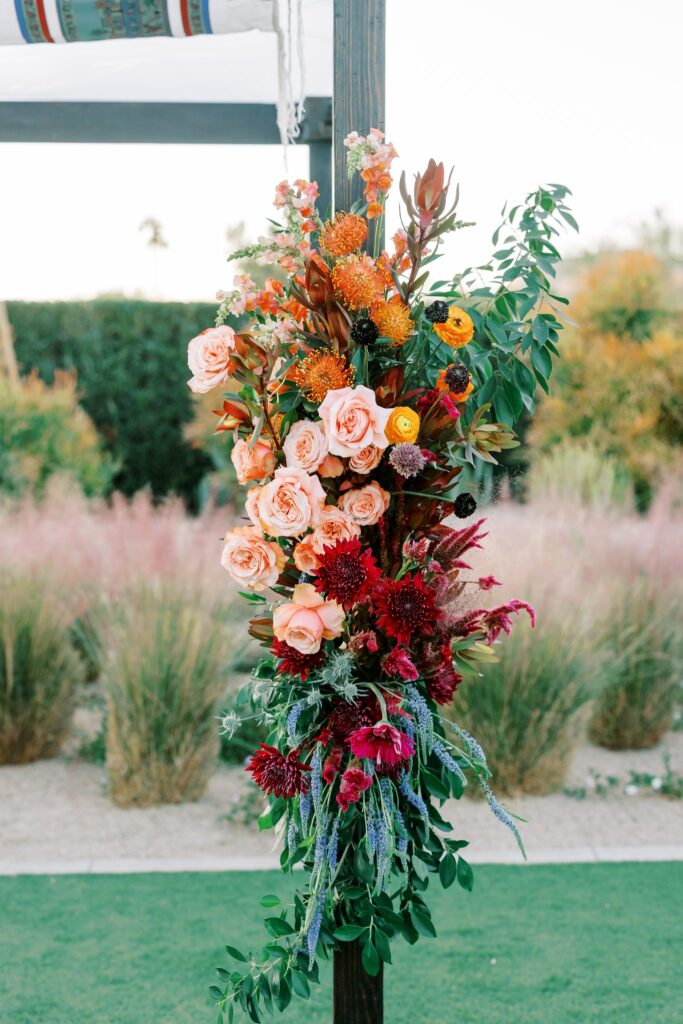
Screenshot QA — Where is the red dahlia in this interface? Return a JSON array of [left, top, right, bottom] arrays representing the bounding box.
[[326, 696, 379, 741], [426, 648, 462, 705], [272, 638, 326, 681], [246, 743, 311, 798], [313, 539, 381, 611], [373, 572, 441, 645]]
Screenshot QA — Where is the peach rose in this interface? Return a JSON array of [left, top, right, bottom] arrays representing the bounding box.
[[319, 385, 390, 457], [339, 481, 391, 527], [293, 506, 361, 572], [283, 420, 329, 474], [231, 438, 276, 485], [256, 467, 326, 538], [318, 454, 345, 478], [348, 444, 383, 475], [187, 326, 236, 393], [245, 486, 262, 530], [273, 583, 344, 654], [221, 526, 285, 591]]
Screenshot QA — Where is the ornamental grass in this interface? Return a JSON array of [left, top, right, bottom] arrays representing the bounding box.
[[0, 575, 84, 764], [101, 584, 232, 807], [589, 580, 683, 750], [452, 620, 595, 795]]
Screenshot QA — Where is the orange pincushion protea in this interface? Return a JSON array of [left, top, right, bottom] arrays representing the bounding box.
[[332, 254, 385, 310], [370, 298, 414, 345], [295, 348, 355, 403], [320, 213, 369, 258]]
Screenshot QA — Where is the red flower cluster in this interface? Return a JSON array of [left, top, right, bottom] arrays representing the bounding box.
[[313, 539, 381, 611], [247, 744, 311, 798]]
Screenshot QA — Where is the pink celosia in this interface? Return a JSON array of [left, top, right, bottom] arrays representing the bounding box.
[[381, 646, 420, 682], [478, 575, 502, 591], [336, 767, 373, 811]]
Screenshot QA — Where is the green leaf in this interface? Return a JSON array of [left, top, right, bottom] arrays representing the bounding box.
[[374, 928, 393, 964], [264, 917, 295, 938], [225, 945, 248, 963], [290, 971, 310, 999], [532, 314, 549, 344], [457, 856, 474, 892], [530, 343, 552, 380], [411, 908, 437, 938], [259, 894, 281, 909], [361, 940, 381, 976], [209, 985, 224, 1001], [334, 924, 367, 941], [439, 852, 457, 888], [423, 770, 450, 801], [354, 843, 374, 884]]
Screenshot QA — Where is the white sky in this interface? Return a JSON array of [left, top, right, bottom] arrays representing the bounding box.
[[1, 0, 682, 301]]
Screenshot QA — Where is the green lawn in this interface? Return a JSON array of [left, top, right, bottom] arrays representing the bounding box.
[[1, 863, 681, 1024]]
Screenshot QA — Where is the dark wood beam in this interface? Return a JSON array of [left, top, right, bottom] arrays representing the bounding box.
[[332, 0, 386, 214]]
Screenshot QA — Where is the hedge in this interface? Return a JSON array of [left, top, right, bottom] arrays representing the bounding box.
[[8, 300, 219, 507]]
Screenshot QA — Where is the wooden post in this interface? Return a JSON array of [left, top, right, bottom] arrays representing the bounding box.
[[332, 0, 386, 214], [332, 1, 386, 1019], [334, 939, 383, 1024]]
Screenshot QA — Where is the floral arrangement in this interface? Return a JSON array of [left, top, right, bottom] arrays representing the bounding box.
[[188, 129, 575, 1021]]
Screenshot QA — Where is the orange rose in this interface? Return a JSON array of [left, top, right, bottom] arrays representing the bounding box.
[[283, 420, 329, 474], [253, 467, 326, 538], [433, 306, 474, 348], [273, 583, 344, 654], [221, 526, 285, 591], [319, 385, 390, 457], [339, 481, 391, 527], [348, 444, 383, 475], [231, 438, 276, 485], [187, 326, 236, 393]]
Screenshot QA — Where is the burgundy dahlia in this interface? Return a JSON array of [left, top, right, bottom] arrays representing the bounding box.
[[246, 744, 311, 798], [272, 638, 326, 681], [425, 645, 463, 705], [373, 572, 441, 645], [325, 696, 379, 741], [313, 539, 381, 611]]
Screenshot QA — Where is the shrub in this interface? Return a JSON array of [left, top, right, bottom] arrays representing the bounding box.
[[526, 439, 634, 513], [589, 581, 683, 750], [529, 250, 683, 509], [0, 372, 113, 500], [452, 621, 596, 795], [8, 300, 218, 508], [0, 575, 84, 763], [102, 584, 232, 806]]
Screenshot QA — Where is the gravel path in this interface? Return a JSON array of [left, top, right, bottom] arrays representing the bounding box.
[[1, 733, 681, 874]]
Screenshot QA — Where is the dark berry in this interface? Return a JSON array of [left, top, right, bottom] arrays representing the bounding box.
[[425, 300, 449, 324], [454, 493, 477, 519], [350, 318, 379, 345], [444, 363, 470, 394]]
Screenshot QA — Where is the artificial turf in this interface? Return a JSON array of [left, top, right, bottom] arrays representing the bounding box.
[[0, 862, 681, 1024]]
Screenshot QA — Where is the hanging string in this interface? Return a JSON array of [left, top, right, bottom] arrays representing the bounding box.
[[274, 0, 307, 151]]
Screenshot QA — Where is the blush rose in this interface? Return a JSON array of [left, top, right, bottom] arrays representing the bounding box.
[[221, 526, 285, 591], [273, 583, 344, 654], [319, 385, 390, 457], [187, 325, 236, 393]]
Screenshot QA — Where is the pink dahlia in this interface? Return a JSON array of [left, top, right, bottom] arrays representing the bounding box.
[[348, 723, 415, 767]]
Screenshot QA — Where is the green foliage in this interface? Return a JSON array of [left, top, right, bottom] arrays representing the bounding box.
[[0, 574, 84, 764], [101, 584, 232, 806], [589, 581, 683, 750], [0, 373, 113, 500], [433, 184, 578, 427], [8, 300, 217, 508], [452, 622, 596, 795]]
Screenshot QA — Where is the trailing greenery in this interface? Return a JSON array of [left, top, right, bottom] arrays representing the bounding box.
[[8, 300, 217, 508], [0, 372, 114, 500], [102, 584, 232, 806], [589, 581, 683, 750], [0, 574, 84, 764]]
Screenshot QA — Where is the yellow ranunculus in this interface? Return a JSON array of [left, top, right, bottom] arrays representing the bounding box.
[[433, 306, 474, 348], [385, 407, 421, 445]]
